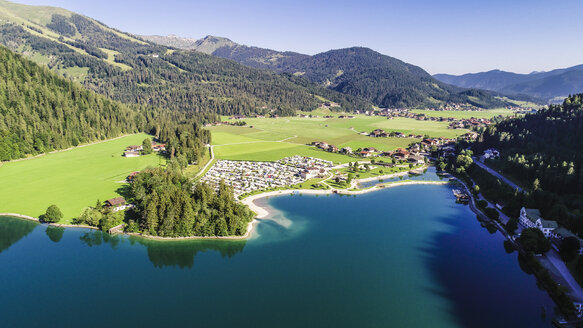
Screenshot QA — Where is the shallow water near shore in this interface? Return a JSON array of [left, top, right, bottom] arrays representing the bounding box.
[[0, 170, 556, 327]]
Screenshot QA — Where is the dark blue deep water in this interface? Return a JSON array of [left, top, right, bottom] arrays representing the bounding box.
[[0, 180, 555, 327]]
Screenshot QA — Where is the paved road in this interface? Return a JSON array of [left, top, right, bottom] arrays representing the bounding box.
[[472, 157, 524, 192], [545, 249, 583, 302]]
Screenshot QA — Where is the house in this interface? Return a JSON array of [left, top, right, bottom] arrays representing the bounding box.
[[519, 207, 558, 238], [371, 129, 386, 137], [359, 151, 371, 158], [126, 145, 143, 151], [105, 197, 129, 212], [124, 151, 140, 158], [152, 143, 166, 152], [340, 147, 353, 155], [407, 155, 425, 165], [483, 148, 500, 159], [393, 148, 410, 160], [127, 171, 140, 182]]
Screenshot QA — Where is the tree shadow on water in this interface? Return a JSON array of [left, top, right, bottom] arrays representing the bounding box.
[[78, 229, 246, 269], [417, 213, 555, 328]]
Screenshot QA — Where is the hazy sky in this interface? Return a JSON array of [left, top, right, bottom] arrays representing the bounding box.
[[12, 0, 583, 75]]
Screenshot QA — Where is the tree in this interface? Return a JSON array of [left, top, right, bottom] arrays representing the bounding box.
[[77, 207, 103, 226], [505, 218, 518, 234], [438, 161, 447, 172], [532, 178, 540, 191], [347, 173, 354, 184], [473, 185, 480, 193], [560, 237, 581, 261], [518, 228, 551, 254], [483, 207, 500, 221], [142, 138, 152, 155], [44, 205, 63, 223]]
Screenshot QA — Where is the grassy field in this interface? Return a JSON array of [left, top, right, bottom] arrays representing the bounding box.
[[0, 134, 164, 223], [410, 108, 516, 119], [210, 114, 467, 162]]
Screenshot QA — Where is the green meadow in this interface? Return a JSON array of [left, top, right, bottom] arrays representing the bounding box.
[[410, 108, 516, 119], [210, 114, 469, 162], [0, 134, 164, 223]]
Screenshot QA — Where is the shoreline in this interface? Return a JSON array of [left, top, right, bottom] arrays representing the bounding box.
[[240, 180, 448, 220], [0, 174, 448, 241]]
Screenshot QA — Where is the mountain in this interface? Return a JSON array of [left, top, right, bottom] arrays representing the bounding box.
[[0, 44, 142, 160], [0, 42, 214, 165], [0, 0, 369, 116], [434, 65, 583, 102], [143, 34, 512, 109]]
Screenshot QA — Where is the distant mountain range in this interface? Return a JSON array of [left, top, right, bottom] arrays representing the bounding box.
[[142, 34, 515, 109], [434, 65, 583, 103]]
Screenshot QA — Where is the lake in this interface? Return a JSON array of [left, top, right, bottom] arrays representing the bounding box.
[[0, 174, 556, 327]]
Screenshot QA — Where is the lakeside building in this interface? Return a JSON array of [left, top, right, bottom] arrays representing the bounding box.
[[105, 197, 130, 212], [519, 207, 559, 238]]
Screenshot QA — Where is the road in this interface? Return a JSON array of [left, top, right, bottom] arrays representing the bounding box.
[[545, 249, 583, 302], [472, 157, 523, 192], [195, 145, 214, 179]]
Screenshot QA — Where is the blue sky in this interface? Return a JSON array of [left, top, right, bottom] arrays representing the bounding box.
[[13, 0, 583, 75]]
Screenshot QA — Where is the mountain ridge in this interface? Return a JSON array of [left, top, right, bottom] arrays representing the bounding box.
[[0, 0, 373, 116], [434, 65, 583, 102], [142, 33, 514, 109]]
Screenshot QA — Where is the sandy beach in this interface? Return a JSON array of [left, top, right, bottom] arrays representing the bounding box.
[[240, 179, 448, 219]]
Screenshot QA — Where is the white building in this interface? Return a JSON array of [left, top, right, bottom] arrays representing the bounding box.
[[483, 148, 500, 159], [519, 207, 558, 238]]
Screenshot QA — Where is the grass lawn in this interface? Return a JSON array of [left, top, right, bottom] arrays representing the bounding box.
[[0, 134, 164, 223], [208, 114, 467, 162], [411, 108, 517, 119], [213, 142, 353, 163]]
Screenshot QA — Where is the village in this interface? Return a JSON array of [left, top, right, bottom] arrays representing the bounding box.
[[199, 156, 334, 196]]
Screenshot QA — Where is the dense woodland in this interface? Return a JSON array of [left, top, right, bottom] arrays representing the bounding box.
[[0, 45, 141, 160], [181, 38, 513, 109], [474, 94, 583, 234], [0, 45, 211, 163], [127, 168, 254, 237]]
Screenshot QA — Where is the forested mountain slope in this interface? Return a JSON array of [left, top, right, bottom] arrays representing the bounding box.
[[145, 34, 512, 109], [475, 94, 583, 233], [0, 45, 211, 163], [0, 1, 369, 115]]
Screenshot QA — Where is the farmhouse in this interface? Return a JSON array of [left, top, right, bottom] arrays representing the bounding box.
[[393, 148, 410, 160], [408, 155, 425, 165], [124, 151, 140, 157], [105, 197, 130, 212], [340, 147, 353, 155], [519, 207, 558, 238]]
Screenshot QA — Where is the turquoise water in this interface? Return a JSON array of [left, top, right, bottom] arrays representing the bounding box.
[[0, 174, 555, 327], [358, 166, 446, 188]]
